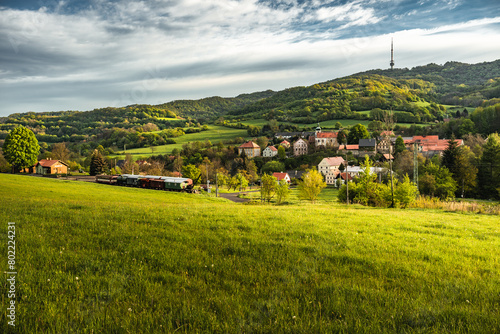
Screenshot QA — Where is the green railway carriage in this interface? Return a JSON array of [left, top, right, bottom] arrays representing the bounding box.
[[111, 174, 195, 193], [163, 177, 193, 191]]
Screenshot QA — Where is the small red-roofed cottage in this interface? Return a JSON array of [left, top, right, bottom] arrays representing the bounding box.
[[280, 140, 290, 149], [238, 141, 261, 158], [36, 159, 69, 175], [273, 172, 291, 184]]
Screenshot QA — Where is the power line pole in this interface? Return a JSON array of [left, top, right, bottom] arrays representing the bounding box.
[[413, 142, 419, 192]]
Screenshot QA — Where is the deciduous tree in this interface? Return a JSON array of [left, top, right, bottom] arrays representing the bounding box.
[[297, 169, 326, 204], [275, 179, 290, 205], [3, 126, 40, 172]]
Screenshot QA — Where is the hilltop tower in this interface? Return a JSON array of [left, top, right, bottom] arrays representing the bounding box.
[[390, 38, 395, 70]]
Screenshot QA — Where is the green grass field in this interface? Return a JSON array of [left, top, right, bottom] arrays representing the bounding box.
[[1, 174, 499, 333], [239, 118, 430, 129], [117, 125, 248, 158]]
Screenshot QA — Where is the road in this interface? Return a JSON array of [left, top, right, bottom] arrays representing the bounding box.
[[217, 190, 260, 203]]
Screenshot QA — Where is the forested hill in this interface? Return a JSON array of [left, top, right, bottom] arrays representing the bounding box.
[[155, 90, 276, 121], [362, 59, 500, 106], [225, 59, 500, 125]]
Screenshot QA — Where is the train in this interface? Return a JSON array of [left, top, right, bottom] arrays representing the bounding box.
[[95, 174, 197, 193]]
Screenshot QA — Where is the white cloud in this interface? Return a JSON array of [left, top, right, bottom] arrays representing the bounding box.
[[0, 1, 499, 115]]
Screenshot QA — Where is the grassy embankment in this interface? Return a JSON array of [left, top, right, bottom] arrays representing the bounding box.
[[1, 174, 499, 333]]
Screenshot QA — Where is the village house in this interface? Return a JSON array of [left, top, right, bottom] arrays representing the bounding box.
[[325, 169, 340, 185], [293, 138, 309, 156], [280, 140, 290, 149], [343, 166, 387, 180], [238, 141, 261, 158], [262, 145, 278, 158], [36, 159, 69, 175], [315, 132, 339, 148], [358, 138, 377, 155], [318, 156, 346, 176], [339, 144, 359, 156], [273, 172, 291, 184]]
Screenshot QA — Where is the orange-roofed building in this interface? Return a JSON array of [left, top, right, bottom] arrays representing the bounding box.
[[273, 172, 291, 184], [315, 131, 339, 148], [36, 159, 69, 175], [238, 141, 261, 158], [280, 140, 290, 149]]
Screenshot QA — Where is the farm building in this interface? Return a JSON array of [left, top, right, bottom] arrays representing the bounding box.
[[36, 159, 69, 175]]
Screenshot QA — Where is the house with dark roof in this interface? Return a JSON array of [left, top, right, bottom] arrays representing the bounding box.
[[359, 139, 377, 151]]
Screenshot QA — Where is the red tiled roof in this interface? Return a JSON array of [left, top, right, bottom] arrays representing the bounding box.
[[239, 141, 260, 148], [343, 145, 359, 150], [273, 172, 290, 181], [321, 157, 345, 166], [383, 154, 394, 160], [339, 173, 353, 181], [316, 132, 338, 138], [280, 140, 290, 145], [266, 146, 278, 151]]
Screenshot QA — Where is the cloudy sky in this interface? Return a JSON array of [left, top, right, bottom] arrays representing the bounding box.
[[1, 0, 499, 116]]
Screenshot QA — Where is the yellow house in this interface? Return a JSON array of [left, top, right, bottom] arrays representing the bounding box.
[[36, 159, 69, 175]]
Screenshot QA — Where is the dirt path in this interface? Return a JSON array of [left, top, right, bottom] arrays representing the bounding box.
[[218, 190, 260, 203]]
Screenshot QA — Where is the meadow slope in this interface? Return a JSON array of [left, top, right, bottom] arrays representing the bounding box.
[[0, 174, 499, 333]]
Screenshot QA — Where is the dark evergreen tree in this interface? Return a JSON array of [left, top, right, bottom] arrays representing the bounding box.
[[477, 134, 500, 199], [89, 149, 107, 176], [441, 136, 460, 177], [394, 136, 406, 155]]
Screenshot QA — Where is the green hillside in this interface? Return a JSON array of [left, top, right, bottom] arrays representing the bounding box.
[[1, 174, 499, 333]]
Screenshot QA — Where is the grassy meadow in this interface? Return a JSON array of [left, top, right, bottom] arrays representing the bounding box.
[[1, 174, 500, 333], [119, 125, 248, 157]]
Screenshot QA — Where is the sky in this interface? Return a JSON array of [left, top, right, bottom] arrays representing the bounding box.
[[0, 0, 499, 117]]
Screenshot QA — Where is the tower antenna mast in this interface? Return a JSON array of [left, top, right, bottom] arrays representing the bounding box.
[[390, 38, 395, 70]]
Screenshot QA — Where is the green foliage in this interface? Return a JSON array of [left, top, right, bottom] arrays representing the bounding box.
[[260, 173, 277, 203], [89, 149, 107, 176], [394, 136, 406, 155], [2, 126, 40, 170], [419, 163, 457, 200], [235, 172, 249, 191], [351, 156, 386, 207], [262, 161, 285, 174], [297, 169, 326, 203], [277, 145, 286, 160], [347, 123, 369, 144], [275, 179, 291, 205], [470, 103, 500, 135], [182, 164, 201, 184], [394, 174, 418, 208], [477, 133, 500, 199]]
